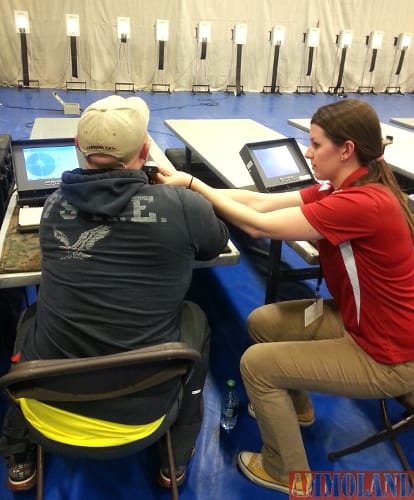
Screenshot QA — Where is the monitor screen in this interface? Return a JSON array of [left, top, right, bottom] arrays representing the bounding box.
[[23, 145, 79, 181], [252, 144, 301, 178], [240, 138, 315, 193], [12, 138, 82, 196]]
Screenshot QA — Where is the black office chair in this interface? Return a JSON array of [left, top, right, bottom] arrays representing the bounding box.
[[328, 393, 414, 470], [0, 341, 201, 500]]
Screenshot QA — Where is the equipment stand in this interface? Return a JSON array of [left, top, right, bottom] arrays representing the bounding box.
[[192, 38, 211, 94], [263, 44, 282, 94], [385, 46, 406, 94], [358, 46, 378, 94], [226, 44, 244, 96], [327, 46, 347, 96], [153, 40, 171, 93], [296, 44, 316, 94]]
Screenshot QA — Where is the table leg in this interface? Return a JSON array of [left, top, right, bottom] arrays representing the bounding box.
[[265, 240, 320, 304], [265, 239, 282, 304], [185, 147, 192, 170]]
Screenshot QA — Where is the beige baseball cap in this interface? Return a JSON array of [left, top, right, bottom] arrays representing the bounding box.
[[77, 95, 150, 163]]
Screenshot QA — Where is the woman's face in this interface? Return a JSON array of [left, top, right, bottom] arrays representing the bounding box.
[[305, 124, 343, 183]]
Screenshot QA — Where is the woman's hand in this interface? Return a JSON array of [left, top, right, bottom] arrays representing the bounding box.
[[154, 165, 193, 188]]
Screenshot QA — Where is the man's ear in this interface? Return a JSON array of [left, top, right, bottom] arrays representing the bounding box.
[[139, 140, 150, 160], [74, 136, 80, 149]]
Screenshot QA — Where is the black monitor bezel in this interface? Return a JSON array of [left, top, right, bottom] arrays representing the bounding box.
[[242, 138, 313, 191], [12, 138, 82, 194]]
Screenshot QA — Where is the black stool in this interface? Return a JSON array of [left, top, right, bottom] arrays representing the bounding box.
[[329, 393, 414, 470]]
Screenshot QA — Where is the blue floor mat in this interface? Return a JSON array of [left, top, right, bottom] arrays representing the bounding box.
[[0, 88, 414, 499]]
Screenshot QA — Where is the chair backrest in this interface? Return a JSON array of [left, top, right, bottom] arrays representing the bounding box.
[[0, 342, 201, 499], [0, 341, 200, 404]]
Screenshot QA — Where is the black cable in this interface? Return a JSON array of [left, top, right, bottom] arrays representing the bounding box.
[[20, 32, 29, 86], [271, 45, 280, 93], [306, 47, 314, 76], [235, 45, 243, 96], [158, 41, 165, 70], [369, 48, 378, 73], [200, 40, 207, 60], [70, 36, 78, 78], [336, 47, 347, 89], [396, 49, 406, 75]]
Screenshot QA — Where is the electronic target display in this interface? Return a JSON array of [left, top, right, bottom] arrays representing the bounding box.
[[12, 138, 82, 205]]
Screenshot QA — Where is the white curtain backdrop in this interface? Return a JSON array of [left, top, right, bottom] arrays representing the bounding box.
[[0, 0, 413, 93]]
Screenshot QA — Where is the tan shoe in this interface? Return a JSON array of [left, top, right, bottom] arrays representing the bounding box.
[[296, 406, 315, 427], [248, 403, 315, 427], [237, 451, 311, 495]]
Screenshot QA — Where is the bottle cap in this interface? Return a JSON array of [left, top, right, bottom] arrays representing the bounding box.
[[226, 379, 236, 388]]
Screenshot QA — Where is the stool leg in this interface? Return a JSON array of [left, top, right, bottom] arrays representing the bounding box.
[[165, 429, 178, 500], [329, 399, 414, 469], [381, 399, 414, 471], [36, 445, 44, 500]]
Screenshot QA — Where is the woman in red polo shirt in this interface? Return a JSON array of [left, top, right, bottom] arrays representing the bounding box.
[[156, 99, 414, 495]]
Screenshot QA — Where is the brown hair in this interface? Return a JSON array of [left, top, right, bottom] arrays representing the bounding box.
[[311, 99, 414, 240]]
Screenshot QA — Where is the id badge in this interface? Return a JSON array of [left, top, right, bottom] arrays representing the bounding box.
[[304, 298, 323, 327]]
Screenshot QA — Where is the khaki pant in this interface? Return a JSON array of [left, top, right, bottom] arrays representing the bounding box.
[[240, 298, 414, 481]]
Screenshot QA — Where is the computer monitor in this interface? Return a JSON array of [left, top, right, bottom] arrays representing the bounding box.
[[240, 138, 315, 193], [12, 138, 82, 205]]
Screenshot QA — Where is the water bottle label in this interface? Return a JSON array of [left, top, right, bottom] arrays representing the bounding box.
[[223, 408, 234, 418]]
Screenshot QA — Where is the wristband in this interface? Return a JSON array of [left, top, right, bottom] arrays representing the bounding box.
[[188, 176, 194, 189]]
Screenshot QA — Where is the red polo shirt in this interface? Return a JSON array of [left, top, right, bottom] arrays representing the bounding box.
[[301, 168, 414, 363]]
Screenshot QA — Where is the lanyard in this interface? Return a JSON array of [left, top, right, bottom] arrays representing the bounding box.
[[314, 265, 323, 300]]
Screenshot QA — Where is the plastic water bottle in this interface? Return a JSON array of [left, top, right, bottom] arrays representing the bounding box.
[[220, 379, 239, 431]]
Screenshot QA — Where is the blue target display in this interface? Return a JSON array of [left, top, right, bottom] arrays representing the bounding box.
[[25, 152, 56, 178]]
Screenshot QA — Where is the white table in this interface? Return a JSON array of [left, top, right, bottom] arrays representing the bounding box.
[[164, 118, 320, 303], [288, 118, 414, 180], [0, 192, 240, 289], [30, 117, 80, 139], [390, 118, 414, 131], [165, 118, 311, 189], [30, 117, 175, 170]]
